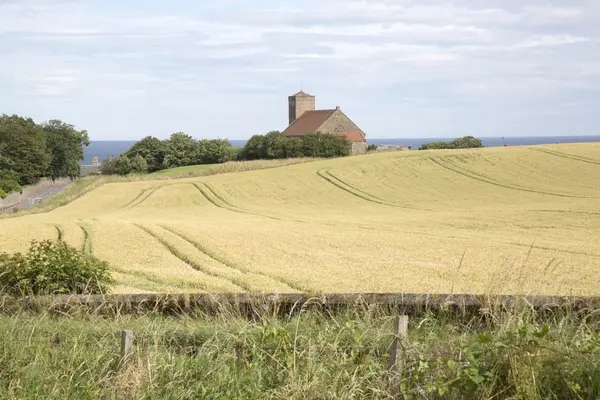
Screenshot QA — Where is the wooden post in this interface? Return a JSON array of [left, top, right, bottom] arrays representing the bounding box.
[[388, 315, 409, 398], [120, 330, 134, 362]]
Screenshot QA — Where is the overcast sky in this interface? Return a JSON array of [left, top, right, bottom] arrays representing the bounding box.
[[1, 0, 599, 140]]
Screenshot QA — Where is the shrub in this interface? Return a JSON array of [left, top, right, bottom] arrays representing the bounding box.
[[0, 239, 114, 296], [450, 136, 484, 149], [124, 136, 167, 173], [419, 141, 451, 150], [240, 134, 267, 160], [367, 144, 378, 151], [0, 189, 6, 199], [195, 139, 234, 164], [100, 158, 116, 175], [302, 132, 351, 157], [420, 136, 484, 150], [130, 155, 148, 174], [0, 173, 22, 195]]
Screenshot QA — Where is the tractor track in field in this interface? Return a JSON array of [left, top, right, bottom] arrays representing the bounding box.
[[128, 186, 162, 209], [76, 222, 93, 255], [316, 168, 417, 209], [191, 183, 282, 221], [529, 148, 600, 166], [133, 223, 246, 292], [118, 187, 153, 209], [53, 224, 64, 242], [111, 266, 210, 292], [429, 157, 592, 199], [118, 185, 163, 210], [160, 225, 304, 292]]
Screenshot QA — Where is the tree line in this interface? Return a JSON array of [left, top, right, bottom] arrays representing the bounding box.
[[102, 131, 351, 175], [0, 114, 89, 199], [419, 136, 484, 150]]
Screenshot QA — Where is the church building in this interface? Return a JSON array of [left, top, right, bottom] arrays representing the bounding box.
[[282, 90, 367, 154]]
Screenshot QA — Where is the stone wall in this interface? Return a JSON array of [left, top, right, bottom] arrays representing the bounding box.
[[288, 95, 315, 125], [318, 108, 363, 135], [352, 142, 367, 155]]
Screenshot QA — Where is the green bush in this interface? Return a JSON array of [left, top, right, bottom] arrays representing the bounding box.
[[302, 132, 351, 157], [420, 136, 484, 150], [130, 154, 148, 174], [0, 189, 6, 199], [450, 135, 484, 149], [367, 144, 378, 151], [0, 239, 114, 296], [0, 172, 23, 195]]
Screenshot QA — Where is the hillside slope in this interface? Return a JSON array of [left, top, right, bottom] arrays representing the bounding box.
[[1, 143, 599, 295]]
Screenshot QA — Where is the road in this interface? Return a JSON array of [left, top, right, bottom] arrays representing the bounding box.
[[1, 181, 70, 212]]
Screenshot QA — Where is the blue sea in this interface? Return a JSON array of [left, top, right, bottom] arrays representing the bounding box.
[[82, 136, 600, 164]]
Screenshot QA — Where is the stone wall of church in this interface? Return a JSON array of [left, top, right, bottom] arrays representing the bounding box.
[[352, 142, 367, 154], [288, 96, 315, 125], [318, 109, 363, 137]]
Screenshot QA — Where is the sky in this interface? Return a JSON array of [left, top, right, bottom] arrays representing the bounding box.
[[1, 0, 599, 140]]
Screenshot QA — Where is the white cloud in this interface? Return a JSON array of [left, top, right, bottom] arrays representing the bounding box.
[[517, 34, 590, 48]]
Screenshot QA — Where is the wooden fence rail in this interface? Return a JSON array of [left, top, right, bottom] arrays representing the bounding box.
[[4, 292, 600, 314]]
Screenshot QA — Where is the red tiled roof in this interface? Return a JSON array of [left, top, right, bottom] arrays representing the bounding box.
[[328, 131, 365, 143], [282, 109, 336, 136]]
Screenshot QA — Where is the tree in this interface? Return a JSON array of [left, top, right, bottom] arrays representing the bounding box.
[[113, 155, 133, 175], [130, 155, 148, 174], [264, 131, 287, 159], [124, 136, 167, 173], [42, 119, 90, 181], [419, 141, 450, 150], [449, 136, 484, 149], [0, 155, 22, 195], [419, 136, 484, 150], [302, 132, 351, 157], [163, 132, 197, 168], [0, 114, 50, 185], [0, 171, 22, 195], [199, 139, 233, 164], [240, 134, 267, 160], [285, 137, 304, 158], [100, 158, 116, 175], [367, 144, 378, 151]]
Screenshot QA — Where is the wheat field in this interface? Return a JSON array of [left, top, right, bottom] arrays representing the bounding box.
[[1, 143, 599, 295]]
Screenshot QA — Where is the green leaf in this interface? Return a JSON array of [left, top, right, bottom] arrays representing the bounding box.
[[533, 324, 549, 338], [478, 333, 492, 343], [469, 373, 486, 385]]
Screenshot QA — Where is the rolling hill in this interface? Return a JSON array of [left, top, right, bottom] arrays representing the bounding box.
[[1, 143, 599, 295]]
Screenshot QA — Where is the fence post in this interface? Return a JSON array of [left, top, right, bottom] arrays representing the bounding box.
[[388, 315, 409, 397], [120, 330, 134, 363]]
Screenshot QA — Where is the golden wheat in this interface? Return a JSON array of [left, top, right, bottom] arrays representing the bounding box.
[[1, 143, 599, 295]]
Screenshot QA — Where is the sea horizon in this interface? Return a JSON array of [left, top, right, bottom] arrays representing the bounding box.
[[82, 135, 600, 164]]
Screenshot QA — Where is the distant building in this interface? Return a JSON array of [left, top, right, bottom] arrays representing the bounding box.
[[91, 156, 100, 166], [282, 90, 367, 154]]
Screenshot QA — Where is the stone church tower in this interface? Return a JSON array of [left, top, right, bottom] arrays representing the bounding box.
[[288, 90, 315, 125]]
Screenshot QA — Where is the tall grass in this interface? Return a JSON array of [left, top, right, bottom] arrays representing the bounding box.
[[0, 302, 598, 399]]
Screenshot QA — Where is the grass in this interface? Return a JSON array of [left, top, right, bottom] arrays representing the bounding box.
[[149, 163, 213, 176], [0, 303, 598, 399], [0, 143, 599, 295]]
